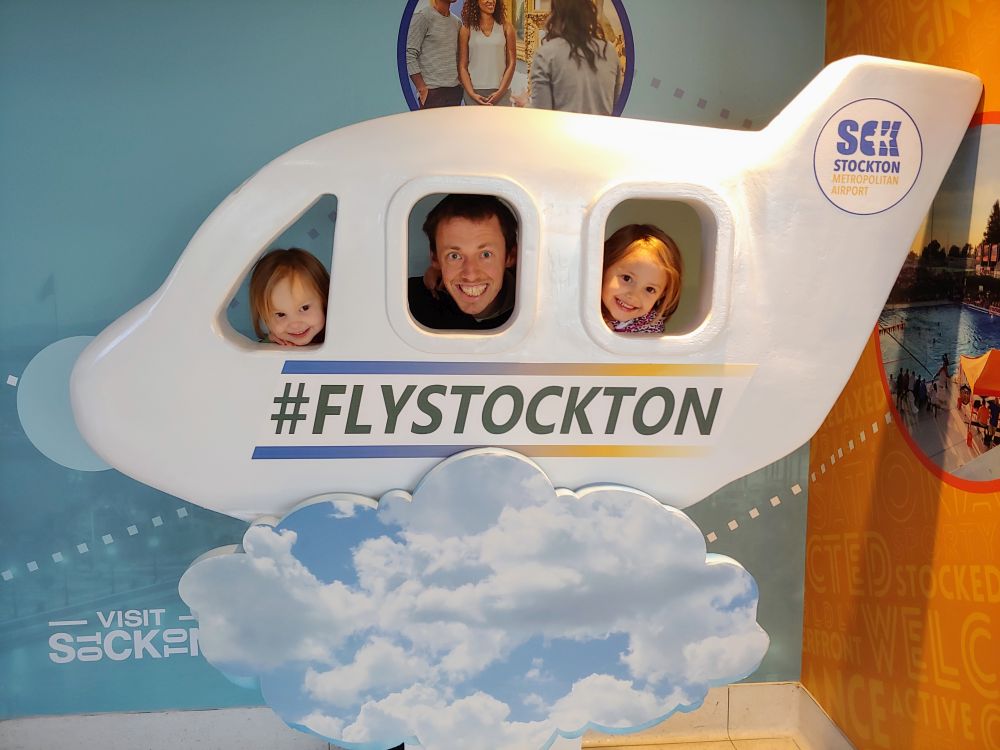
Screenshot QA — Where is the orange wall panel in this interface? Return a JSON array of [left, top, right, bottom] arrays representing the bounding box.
[[809, 9, 1000, 748], [826, 0, 1000, 112], [805, 333, 1000, 749]]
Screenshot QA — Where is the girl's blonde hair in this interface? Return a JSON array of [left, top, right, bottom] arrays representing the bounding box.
[[248, 248, 330, 342], [603, 224, 683, 322]]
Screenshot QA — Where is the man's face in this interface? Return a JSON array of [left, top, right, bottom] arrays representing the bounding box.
[[432, 214, 515, 317]]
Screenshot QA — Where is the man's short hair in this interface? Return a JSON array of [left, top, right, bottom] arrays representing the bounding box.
[[422, 194, 518, 257]]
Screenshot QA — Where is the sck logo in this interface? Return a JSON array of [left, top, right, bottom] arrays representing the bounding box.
[[814, 99, 921, 215], [837, 119, 902, 157]]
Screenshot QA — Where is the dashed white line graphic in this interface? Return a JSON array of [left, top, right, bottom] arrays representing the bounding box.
[[0, 509, 191, 584], [704, 411, 892, 544]]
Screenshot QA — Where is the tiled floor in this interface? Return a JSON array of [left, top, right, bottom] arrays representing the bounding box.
[[588, 737, 802, 750], [582, 682, 853, 750], [2, 683, 846, 750], [583, 739, 800, 750]]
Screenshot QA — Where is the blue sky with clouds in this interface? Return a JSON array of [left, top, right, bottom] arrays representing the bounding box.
[[180, 449, 768, 749]]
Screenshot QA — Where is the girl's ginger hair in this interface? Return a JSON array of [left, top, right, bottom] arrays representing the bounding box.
[[461, 0, 506, 30], [248, 248, 330, 342], [603, 224, 683, 322]]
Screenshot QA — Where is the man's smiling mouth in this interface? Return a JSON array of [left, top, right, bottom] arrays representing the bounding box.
[[457, 283, 488, 298]]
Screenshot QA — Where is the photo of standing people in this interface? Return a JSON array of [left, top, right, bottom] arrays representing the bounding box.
[[405, 0, 463, 108], [399, 0, 632, 114]]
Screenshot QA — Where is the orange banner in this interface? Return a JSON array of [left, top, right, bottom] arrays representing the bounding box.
[[810, 7, 1000, 746], [826, 0, 999, 112], [804, 333, 1000, 749]]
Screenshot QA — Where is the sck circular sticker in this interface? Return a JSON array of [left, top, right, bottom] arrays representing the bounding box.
[[813, 98, 923, 215]]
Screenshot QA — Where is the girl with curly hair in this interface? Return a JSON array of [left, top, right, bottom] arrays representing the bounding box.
[[459, 0, 516, 106]]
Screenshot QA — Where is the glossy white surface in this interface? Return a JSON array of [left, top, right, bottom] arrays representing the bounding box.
[[71, 56, 981, 519]]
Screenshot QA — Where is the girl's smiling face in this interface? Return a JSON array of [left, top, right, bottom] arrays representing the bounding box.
[[602, 245, 668, 323], [265, 272, 325, 346]]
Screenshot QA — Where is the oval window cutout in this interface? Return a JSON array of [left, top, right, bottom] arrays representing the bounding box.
[[602, 198, 706, 337], [406, 192, 521, 334], [224, 194, 338, 347]]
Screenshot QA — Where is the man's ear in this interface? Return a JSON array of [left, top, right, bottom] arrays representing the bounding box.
[[425, 253, 443, 297], [505, 245, 517, 269], [423, 263, 442, 296]]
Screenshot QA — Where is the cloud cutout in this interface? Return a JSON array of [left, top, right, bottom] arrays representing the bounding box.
[[179, 449, 768, 749]]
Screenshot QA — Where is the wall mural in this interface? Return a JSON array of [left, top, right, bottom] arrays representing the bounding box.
[[65, 57, 980, 747], [1, 1, 828, 730], [8, 3, 994, 748]]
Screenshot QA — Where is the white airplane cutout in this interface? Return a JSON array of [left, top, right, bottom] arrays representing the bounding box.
[[71, 56, 981, 520]]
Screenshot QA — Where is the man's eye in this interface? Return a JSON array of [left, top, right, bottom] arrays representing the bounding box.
[[482, 250, 494, 259], [448, 252, 462, 261]]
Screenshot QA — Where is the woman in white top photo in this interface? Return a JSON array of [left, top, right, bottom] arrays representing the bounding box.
[[458, 0, 516, 106]]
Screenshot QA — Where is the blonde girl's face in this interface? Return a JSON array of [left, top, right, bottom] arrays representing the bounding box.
[[265, 273, 325, 346], [601, 245, 668, 323]]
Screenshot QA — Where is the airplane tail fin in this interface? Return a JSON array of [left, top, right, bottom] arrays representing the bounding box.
[[757, 55, 981, 220]]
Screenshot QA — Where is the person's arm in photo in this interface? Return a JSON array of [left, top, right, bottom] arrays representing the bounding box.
[[528, 48, 553, 109], [613, 46, 624, 109], [458, 26, 488, 105], [406, 11, 430, 105], [488, 21, 517, 103]]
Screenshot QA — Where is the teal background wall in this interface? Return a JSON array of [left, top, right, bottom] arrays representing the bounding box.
[[0, 0, 824, 719]]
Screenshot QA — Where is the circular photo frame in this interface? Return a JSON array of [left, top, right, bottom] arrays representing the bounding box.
[[397, 0, 634, 115], [876, 123, 1000, 490]]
